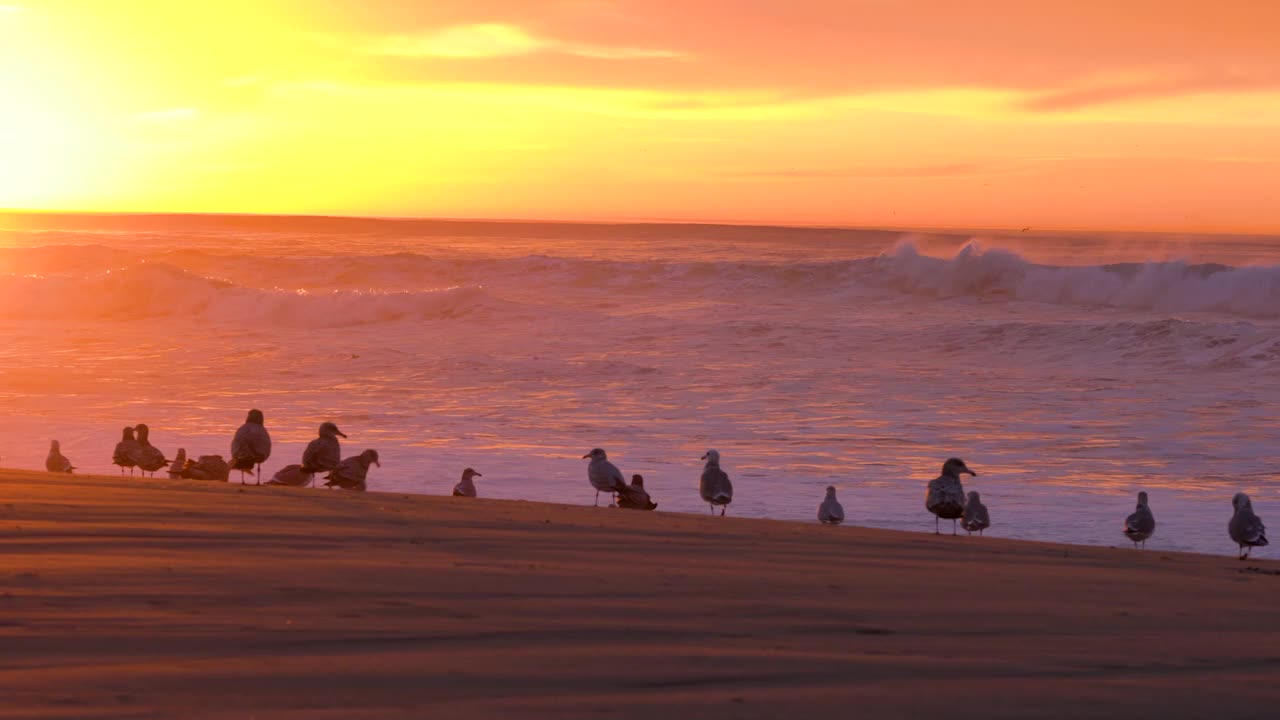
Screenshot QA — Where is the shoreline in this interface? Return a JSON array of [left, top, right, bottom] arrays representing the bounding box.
[[0, 466, 1269, 561], [3, 467, 1279, 718]]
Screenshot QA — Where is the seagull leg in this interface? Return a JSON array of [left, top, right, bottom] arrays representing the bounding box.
[[720, 506, 726, 517], [594, 490, 600, 507], [952, 518, 957, 536], [256, 463, 262, 486], [935, 516, 939, 535], [709, 504, 714, 515]]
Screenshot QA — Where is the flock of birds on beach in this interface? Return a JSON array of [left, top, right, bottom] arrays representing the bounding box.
[[38, 410, 1270, 558]]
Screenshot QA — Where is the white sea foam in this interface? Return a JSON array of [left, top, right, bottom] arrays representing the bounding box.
[[871, 240, 1280, 319]]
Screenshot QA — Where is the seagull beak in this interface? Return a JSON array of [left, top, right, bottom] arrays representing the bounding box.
[[582, 453, 592, 459], [474, 472, 483, 477], [965, 469, 977, 476], [700, 454, 707, 460], [374, 459, 381, 467], [336, 430, 347, 438]]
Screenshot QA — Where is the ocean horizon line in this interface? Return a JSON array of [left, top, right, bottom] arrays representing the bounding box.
[[2, 208, 1276, 240]]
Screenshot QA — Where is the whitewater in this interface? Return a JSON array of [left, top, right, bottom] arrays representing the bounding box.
[[1, 214, 1277, 556]]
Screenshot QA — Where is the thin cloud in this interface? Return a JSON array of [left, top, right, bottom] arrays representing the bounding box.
[[1021, 71, 1280, 112], [367, 23, 684, 61], [728, 160, 1048, 180]]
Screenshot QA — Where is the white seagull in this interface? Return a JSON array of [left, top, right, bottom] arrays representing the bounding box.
[[583, 448, 626, 506], [453, 467, 482, 498]]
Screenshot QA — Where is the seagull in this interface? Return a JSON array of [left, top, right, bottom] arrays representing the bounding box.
[[45, 440, 75, 473], [230, 409, 272, 484], [300, 421, 346, 487], [112, 427, 139, 475], [181, 454, 230, 482], [1123, 491, 1155, 549], [166, 448, 187, 478], [961, 490, 991, 536], [617, 474, 658, 510], [131, 423, 170, 477], [583, 448, 626, 506], [1229, 492, 1268, 560], [817, 486, 844, 525], [265, 464, 310, 487], [453, 467, 482, 497], [926, 458, 975, 535], [324, 449, 380, 491], [699, 449, 734, 516]]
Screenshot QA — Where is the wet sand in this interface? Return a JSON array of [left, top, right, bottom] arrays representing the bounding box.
[[1, 468, 1278, 719]]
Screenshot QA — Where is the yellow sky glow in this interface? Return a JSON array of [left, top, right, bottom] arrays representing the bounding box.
[[2, 1, 1279, 231]]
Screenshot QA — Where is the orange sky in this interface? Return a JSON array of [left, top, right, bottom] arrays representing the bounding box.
[[2, 0, 1279, 231]]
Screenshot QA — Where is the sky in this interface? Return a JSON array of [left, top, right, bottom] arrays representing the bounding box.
[[1, 0, 1278, 231]]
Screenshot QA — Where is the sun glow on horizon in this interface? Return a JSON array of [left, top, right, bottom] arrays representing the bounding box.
[[2, 1, 1279, 232]]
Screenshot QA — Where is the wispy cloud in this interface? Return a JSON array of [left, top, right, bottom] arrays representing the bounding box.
[[368, 23, 684, 61], [1021, 70, 1280, 111], [727, 159, 1052, 180]]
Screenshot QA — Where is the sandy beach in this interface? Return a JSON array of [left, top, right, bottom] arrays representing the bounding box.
[[2, 467, 1278, 719]]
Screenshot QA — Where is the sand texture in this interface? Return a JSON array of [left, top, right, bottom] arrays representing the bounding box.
[[1, 469, 1278, 719]]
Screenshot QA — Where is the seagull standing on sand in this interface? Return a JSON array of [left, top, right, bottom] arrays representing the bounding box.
[[699, 449, 734, 516], [131, 423, 169, 477], [268, 422, 346, 487], [230, 409, 272, 484], [324, 449, 380, 491], [46, 440, 75, 473], [1123, 491, 1155, 549], [926, 458, 975, 535], [583, 448, 626, 507], [453, 467, 482, 497], [817, 486, 844, 525], [112, 427, 139, 475], [617, 474, 658, 510], [302, 422, 346, 481], [961, 490, 991, 536], [1229, 492, 1268, 560]]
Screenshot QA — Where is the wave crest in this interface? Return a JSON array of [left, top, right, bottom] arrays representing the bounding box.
[[873, 241, 1280, 318]]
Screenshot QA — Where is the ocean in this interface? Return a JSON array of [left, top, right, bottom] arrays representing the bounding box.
[[1, 213, 1277, 555]]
